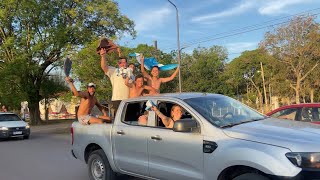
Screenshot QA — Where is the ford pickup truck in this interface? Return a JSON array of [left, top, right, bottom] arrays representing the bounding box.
[[71, 93, 320, 180]]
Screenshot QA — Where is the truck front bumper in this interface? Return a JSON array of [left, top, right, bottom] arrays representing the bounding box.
[[270, 169, 320, 180]]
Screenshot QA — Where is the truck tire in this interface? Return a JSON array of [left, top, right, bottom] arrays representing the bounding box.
[[233, 173, 269, 180], [88, 149, 116, 180]]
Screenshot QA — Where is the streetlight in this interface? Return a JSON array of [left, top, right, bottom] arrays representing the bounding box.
[[167, 0, 182, 93]]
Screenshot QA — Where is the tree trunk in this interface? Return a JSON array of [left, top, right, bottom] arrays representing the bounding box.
[[258, 92, 263, 113], [45, 98, 49, 121], [260, 62, 268, 105], [295, 81, 300, 104], [29, 100, 41, 125], [28, 87, 42, 125], [310, 89, 314, 103]]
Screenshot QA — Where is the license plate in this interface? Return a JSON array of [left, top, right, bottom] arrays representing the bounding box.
[[13, 131, 22, 135]]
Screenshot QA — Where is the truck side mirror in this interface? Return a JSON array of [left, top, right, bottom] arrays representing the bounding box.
[[173, 119, 198, 133]]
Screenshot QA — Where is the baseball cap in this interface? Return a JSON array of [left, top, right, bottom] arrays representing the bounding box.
[[87, 83, 96, 88]]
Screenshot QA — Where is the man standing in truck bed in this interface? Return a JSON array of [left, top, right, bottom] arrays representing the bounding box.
[[66, 77, 111, 125], [100, 47, 130, 116]]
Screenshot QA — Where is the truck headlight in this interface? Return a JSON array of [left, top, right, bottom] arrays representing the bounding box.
[[286, 152, 320, 169], [26, 125, 30, 129], [0, 127, 8, 130]]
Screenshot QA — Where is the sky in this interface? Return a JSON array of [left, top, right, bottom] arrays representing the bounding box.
[[116, 0, 320, 61]]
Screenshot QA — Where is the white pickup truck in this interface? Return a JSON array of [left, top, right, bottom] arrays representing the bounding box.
[[71, 93, 320, 180]]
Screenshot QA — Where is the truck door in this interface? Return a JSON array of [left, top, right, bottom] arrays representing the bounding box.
[[148, 101, 204, 180], [112, 101, 150, 176]]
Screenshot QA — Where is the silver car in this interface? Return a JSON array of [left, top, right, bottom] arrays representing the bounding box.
[[71, 93, 320, 180]]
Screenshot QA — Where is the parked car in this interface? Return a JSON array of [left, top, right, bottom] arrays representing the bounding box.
[[71, 93, 320, 180], [0, 112, 30, 139], [266, 103, 320, 124]]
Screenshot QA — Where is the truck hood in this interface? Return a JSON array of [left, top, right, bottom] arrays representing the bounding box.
[[223, 118, 320, 152], [0, 121, 28, 128]]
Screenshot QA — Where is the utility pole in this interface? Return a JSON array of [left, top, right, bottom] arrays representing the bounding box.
[[154, 40, 158, 50], [260, 62, 268, 105], [167, 0, 182, 93]]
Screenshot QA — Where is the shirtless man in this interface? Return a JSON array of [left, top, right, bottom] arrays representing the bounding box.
[[125, 74, 157, 98], [140, 54, 179, 93], [66, 77, 111, 125]]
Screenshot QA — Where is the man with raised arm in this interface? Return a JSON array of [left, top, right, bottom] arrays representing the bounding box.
[[100, 48, 130, 100], [66, 77, 111, 125], [140, 54, 179, 94]]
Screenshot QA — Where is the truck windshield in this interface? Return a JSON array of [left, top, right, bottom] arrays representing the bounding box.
[[184, 95, 266, 128]]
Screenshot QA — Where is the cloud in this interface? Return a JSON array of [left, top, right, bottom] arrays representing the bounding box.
[[258, 0, 313, 15], [191, 0, 316, 24], [226, 42, 257, 54], [135, 6, 172, 32], [191, 0, 255, 23]]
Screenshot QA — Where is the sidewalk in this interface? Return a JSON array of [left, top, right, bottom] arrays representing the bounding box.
[[31, 120, 74, 133]]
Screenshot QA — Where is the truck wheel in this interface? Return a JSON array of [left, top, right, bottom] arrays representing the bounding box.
[[233, 173, 269, 180], [88, 149, 116, 180]]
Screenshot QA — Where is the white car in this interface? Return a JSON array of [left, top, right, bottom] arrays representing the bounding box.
[[0, 112, 30, 139]]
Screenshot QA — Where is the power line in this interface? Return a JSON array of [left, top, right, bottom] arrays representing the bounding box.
[[185, 8, 320, 46], [162, 8, 320, 51]]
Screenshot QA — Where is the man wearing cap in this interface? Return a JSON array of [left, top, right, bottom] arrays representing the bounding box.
[[65, 77, 111, 125]]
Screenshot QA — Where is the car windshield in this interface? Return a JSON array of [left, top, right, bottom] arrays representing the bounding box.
[[0, 114, 22, 122], [184, 95, 266, 128]]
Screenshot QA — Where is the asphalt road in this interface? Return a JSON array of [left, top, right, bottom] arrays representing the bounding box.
[[0, 122, 89, 180], [0, 122, 139, 180]]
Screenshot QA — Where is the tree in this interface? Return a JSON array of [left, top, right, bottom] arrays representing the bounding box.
[[223, 49, 278, 111], [40, 73, 69, 121], [0, 60, 28, 110], [72, 43, 176, 97], [260, 15, 320, 104], [71, 40, 114, 101], [0, 0, 135, 124], [181, 46, 228, 93]]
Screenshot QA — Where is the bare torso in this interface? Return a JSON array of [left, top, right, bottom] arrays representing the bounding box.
[[147, 77, 162, 93], [77, 93, 97, 116], [129, 85, 145, 98]]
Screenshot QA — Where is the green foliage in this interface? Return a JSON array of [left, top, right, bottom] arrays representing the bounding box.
[[71, 40, 113, 100], [72, 43, 178, 97], [225, 49, 277, 93], [0, 0, 135, 124], [181, 46, 228, 93], [0, 61, 27, 110], [260, 15, 320, 103], [40, 74, 69, 99]]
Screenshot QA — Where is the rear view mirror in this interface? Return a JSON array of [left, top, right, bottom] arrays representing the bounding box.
[[173, 119, 198, 133]]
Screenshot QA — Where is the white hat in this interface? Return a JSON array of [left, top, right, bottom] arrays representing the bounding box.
[[87, 83, 96, 88]]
